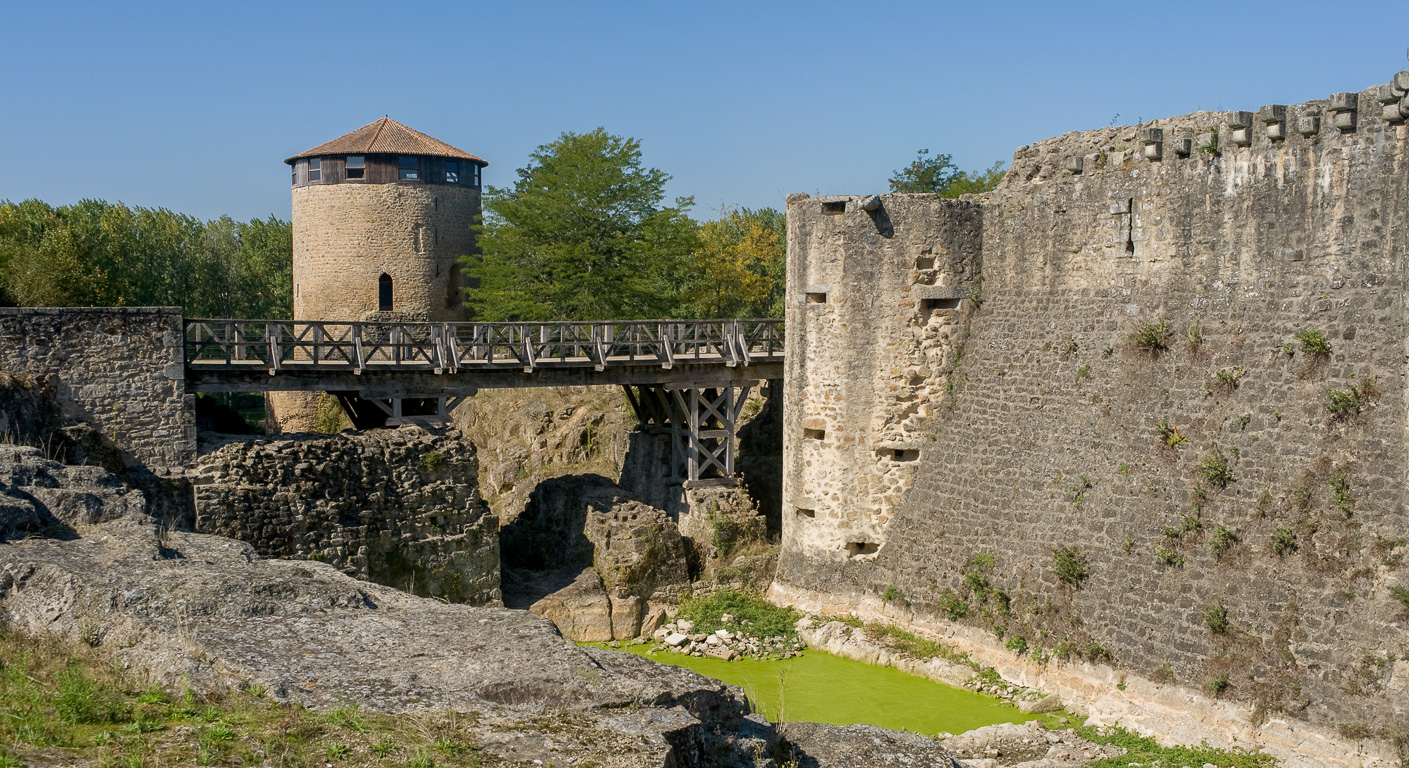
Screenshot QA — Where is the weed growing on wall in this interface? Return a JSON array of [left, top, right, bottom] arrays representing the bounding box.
[[937, 592, 970, 620], [420, 450, 445, 471], [1155, 421, 1186, 448], [1129, 320, 1172, 353], [1185, 322, 1203, 350], [1295, 329, 1332, 358], [1329, 472, 1354, 515], [1209, 526, 1239, 560], [1154, 545, 1183, 567], [1005, 635, 1029, 655], [1271, 527, 1299, 556], [964, 553, 995, 601], [1326, 378, 1377, 419], [1389, 585, 1409, 613], [1051, 546, 1089, 586], [1213, 367, 1243, 391], [1205, 675, 1231, 697], [1202, 604, 1231, 634], [1198, 449, 1232, 488], [880, 585, 909, 607]]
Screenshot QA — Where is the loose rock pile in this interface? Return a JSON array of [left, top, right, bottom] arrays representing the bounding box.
[[651, 616, 806, 661], [938, 721, 1125, 767]]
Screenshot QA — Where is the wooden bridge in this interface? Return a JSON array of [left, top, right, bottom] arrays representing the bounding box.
[[185, 318, 784, 480]]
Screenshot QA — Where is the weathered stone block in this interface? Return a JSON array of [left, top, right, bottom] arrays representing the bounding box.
[[1328, 92, 1358, 112]]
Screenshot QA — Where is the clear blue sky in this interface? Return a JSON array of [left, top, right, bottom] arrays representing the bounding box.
[[2, 1, 1406, 222]]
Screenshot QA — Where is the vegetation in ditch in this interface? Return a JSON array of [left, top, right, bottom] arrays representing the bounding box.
[[1078, 725, 1275, 768], [675, 588, 799, 640]]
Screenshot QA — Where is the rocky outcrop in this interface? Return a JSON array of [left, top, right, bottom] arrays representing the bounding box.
[[192, 427, 500, 605], [780, 723, 967, 768], [0, 445, 149, 540], [454, 387, 635, 521], [502, 474, 689, 640], [0, 518, 785, 766]]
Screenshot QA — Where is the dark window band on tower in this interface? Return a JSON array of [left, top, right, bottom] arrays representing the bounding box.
[[398, 156, 418, 180], [346, 155, 364, 179], [379, 273, 393, 311], [444, 160, 459, 184]]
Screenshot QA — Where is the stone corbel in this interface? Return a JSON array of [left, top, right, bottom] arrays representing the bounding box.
[[1137, 127, 1163, 161], [1227, 112, 1254, 146], [1328, 92, 1357, 132], [1258, 104, 1286, 140]]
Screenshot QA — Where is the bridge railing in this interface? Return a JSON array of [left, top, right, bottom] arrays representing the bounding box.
[[184, 318, 784, 372]]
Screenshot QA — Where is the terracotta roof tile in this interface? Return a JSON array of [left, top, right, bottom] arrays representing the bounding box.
[[285, 118, 486, 165]]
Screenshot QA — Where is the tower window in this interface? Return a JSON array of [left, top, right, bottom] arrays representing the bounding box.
[[471, 165, 481, 187], [346, 155, 365, 179], [444, 160, 459, 184], [308, 158, 321, 182], [447, 263, 463, 309], [291, 165, 297, 186], [398, 156, 419, 180], [379, 273, 393, 311]]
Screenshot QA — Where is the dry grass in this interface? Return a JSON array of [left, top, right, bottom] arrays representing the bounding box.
[[0, 628, 491, 767]]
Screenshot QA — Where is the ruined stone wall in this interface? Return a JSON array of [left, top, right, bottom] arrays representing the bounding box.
[[779, 81, 1409, 765], [292, 182, 478, 323], [782, 195, 981, 559], [0, 307, 195, 473], [192, 427, 500, 605]]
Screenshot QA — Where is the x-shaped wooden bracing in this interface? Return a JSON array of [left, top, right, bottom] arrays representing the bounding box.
[[624, 384, 752, 481]]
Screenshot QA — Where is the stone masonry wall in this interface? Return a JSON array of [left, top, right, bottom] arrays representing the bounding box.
[[292, 182, 479, 323], [0, 307, 195, 473], [193, 427, 500, 605], [782, 195, 981, 560], [779, 78, 1409, 765]]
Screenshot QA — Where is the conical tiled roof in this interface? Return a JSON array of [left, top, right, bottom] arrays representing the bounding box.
[[284, 118, 486, 165]]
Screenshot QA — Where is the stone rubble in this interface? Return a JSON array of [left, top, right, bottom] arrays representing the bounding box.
[[650, 617, 806, 661], [941, 721, 1124, 768]]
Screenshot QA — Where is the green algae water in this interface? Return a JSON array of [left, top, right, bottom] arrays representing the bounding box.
[[601, 645, 1058, 736]]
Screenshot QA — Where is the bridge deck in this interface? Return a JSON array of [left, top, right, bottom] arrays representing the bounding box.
[[185, 318, 783, 394]]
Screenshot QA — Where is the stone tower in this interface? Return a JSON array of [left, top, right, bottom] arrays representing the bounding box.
[[270, 119, 488, 432], [286, 117, 487, 323]]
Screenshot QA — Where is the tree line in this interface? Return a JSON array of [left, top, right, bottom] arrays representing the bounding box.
[[0, 199, 293, 319], [0, 133, 1002, 322]]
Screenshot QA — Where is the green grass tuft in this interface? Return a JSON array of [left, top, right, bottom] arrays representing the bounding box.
[[1130, 320, 1173, 352], [1052, 546, 1089, 586], [1078, 726, 1274, 768], [675, 588, 799, 639]]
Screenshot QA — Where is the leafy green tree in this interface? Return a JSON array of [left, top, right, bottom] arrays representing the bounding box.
[[888, 149, 1006, 197], [0, 199, 292, 318], [687, 207, 785, 318], [466, 128, 698, 321]]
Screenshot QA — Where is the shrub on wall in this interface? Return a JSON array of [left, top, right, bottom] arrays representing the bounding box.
[[1052, 546, 1089, 586], [1295, 328, 1332, 358], [1130, 320, 1173, 353]]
